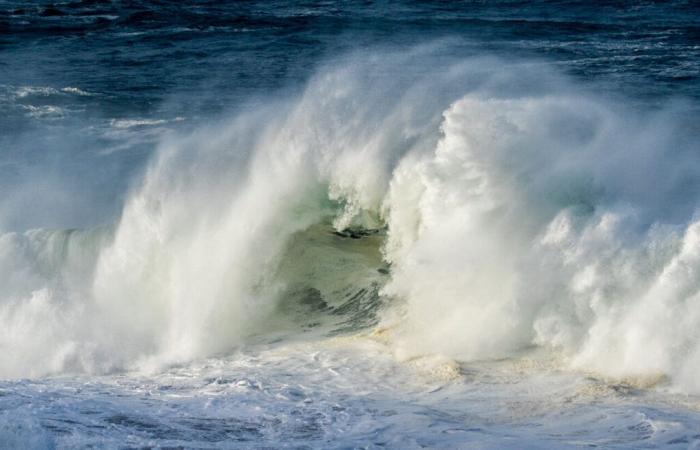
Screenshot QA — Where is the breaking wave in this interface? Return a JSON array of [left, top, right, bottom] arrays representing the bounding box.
[[1, 50, 699, 393]]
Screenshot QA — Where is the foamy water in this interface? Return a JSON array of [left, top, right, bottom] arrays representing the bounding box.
[[1, 1, 699, 448]]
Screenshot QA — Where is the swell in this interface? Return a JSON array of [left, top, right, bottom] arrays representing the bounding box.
[[0, 50, 699, 394]]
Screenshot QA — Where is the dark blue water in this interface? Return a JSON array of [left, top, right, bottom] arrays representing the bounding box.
[[2, 1, 699, 100]]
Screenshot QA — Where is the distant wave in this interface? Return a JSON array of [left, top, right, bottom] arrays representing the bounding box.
[[1, 50, 698, 393], [60, 87, 94, 96], [110, 117, 185, 129], [13, 86, 95, 98], [22, 104, 64, 118]]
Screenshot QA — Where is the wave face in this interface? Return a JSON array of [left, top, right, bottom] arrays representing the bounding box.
[[1, 50, 699, 394]]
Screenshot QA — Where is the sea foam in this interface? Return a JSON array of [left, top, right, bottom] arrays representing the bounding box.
[[0, 51, 698, 393]]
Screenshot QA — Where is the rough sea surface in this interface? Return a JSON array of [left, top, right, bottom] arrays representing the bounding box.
[[1, 1, 700, 449]]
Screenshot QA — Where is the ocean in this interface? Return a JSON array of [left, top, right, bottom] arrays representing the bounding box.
[[1, 1, 700, 448]]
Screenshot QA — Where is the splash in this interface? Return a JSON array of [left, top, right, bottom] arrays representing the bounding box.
[[0, 50, 698, 393]]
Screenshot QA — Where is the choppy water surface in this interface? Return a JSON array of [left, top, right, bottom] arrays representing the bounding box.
[[6, 340, 700, 449]]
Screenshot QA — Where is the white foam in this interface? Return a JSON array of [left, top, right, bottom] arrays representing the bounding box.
[[1, 51, 699, 396], [15, 86, 59, 98], [61, 87, 94, 96], [22, 105, 64, 118], [110, 117, 184, 129]]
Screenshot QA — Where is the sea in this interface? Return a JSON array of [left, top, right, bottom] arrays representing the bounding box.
[[1, 1, 700, 448]]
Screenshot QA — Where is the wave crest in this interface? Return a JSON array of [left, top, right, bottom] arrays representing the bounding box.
[[1, 51, 699, 393]]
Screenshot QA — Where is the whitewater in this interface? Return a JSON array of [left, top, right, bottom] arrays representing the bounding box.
[[2, 1, 700, 447], [1, 50, 700, 447]]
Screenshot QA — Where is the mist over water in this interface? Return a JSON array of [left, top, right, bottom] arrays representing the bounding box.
[[2, 1, 700, 448]]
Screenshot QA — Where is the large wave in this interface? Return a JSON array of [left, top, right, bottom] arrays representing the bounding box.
[[1, 49, 699, 393]]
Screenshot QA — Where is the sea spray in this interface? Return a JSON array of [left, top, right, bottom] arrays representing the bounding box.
[[0, 51, 698, 394], [381, 93, 700, 395]]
